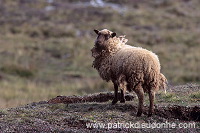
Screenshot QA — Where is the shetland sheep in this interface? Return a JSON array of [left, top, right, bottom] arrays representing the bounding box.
[[91, 29, 167, 117]]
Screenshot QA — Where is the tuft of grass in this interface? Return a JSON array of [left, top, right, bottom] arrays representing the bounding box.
[[0, 64, 35, 78], [190, 92, 200, 99], [0, 109, 8, 115], [48, 104, 68, 112], [161, 93, 182, 102]]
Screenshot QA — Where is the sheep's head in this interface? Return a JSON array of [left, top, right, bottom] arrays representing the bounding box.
[[91, 29, 117, 58], [94, 29, 116, 47]]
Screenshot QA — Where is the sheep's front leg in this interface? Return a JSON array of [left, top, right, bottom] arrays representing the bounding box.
[[112, 83, 118, 105], [120, 89, 125, 103], [134, 84, 144, 117], [148, 90, 155, 117]]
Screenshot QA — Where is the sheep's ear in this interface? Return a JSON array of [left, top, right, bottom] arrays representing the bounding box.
[[94, 29, 99, 35], [111, 32, 116, 38]]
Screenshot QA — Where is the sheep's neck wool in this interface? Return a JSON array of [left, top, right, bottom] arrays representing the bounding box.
[[92, 36, 128, 81]]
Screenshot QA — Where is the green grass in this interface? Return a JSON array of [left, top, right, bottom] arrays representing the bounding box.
[[190, 92, 200, 98], [162, 93, 182, 102], [0, 63, 35, 78], [190, 92, 200, 102], [155, 91, 197, 105]]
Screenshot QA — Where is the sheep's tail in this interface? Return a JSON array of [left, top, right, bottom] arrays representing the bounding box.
[[159, 73, 167, 94]]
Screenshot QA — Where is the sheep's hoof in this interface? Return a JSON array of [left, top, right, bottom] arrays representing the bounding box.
[[112, 99, 118, 105], [120, 99, 125, 103], [148, 113, 153, 117], [136, 112, 142, 117], [148, 110, 154, 117]]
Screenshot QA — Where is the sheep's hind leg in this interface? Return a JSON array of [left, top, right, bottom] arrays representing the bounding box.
[[119, 75, 126, 103], [148, 90, 155, 117], [120, 89, 125, 103], [134, 83, 144, 117], [112, 83, 118, 105]]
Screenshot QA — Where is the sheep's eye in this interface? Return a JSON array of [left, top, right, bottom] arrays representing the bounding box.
[[105, 35, 110, 40]]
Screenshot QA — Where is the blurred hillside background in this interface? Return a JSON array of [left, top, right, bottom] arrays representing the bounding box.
[[0, 0, 199, 108]]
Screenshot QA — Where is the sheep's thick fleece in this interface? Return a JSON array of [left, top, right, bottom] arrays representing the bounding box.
[[113, 46, 160, 90], [92, 29, 166, 92]]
